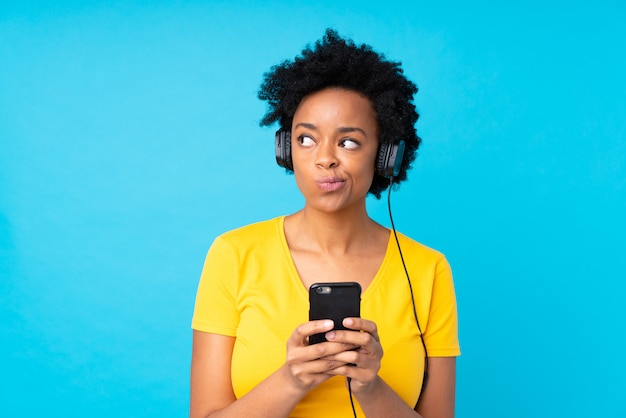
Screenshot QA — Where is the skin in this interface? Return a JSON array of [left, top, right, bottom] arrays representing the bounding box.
[[190, 88, 456, 418]]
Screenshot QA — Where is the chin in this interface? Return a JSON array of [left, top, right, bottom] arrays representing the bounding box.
[[309, 196, 364, 214]]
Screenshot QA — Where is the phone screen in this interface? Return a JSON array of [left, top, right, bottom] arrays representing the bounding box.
[[308, 282, 361, 345]]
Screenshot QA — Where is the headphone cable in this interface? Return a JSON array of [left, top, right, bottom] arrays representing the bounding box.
[[343, 178, 429, 418], [347, 377, 357, 418], [387, 177, 429, 395]]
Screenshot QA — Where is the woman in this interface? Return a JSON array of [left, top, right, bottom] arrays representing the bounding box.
[[190, 29, 460, 418]]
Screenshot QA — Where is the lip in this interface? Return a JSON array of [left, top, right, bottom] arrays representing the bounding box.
[[316, 176, 346, 192]]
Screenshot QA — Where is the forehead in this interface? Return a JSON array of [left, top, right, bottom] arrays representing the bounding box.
[[293, 88, 377, 126]]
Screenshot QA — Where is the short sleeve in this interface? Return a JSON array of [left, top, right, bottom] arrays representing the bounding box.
[[191, 236, 240, 336], [424, 256, 461, 357]]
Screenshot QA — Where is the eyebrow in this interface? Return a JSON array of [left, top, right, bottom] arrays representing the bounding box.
[[294, 123, 368, 136]]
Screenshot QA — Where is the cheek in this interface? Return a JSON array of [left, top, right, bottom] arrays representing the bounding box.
[[292, 165, 310, 194], [353, 158, 377, 188]]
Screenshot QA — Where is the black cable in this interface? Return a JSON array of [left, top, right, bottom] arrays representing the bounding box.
[[347, 377, 357, 418], [343, 178, 428, 417], [387, 177, 429, 396]]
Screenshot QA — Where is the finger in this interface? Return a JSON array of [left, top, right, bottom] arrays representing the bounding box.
[[342, 318, 379, 340], [288, 339, 356, 371], [288, 320, 334, 346], [326, 328, 379, 349], [321, 349, 361, 368], [324, 352, 381, 389], [291, 348, 357, 378]]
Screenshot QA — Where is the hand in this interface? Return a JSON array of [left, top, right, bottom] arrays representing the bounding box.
[[322, 317, 383, 394], [283, 319, 360, 394]]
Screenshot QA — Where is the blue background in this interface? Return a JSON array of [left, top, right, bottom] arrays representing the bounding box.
[[1, 1, 624, 416]]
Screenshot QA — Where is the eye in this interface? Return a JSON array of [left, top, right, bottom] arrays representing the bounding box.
[[340, 138, 360, 150], [298, 135, 315, 147]]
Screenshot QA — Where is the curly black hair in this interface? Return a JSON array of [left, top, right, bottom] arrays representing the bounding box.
[[258, 28, 421, 199]]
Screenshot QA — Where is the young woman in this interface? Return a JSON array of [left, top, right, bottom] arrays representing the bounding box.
[[190, 29, 460, 418]]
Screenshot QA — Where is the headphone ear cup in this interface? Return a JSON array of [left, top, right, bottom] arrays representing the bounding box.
[[376, 142, 391, 177], [275, 130, 293, 170], [376, 140, 406, 178]]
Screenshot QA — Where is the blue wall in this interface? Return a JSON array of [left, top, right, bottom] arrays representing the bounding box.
[[1, 1, 624, 416]]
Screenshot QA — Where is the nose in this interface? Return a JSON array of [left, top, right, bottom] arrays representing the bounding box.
[[315, 140, 338, 169]]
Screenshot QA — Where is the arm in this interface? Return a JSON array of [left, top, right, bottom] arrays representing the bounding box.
[[190, 320, 353, 418], [189, 330, 303, 418], [352, 357, 455, 418], [415, 357, 456, 418]]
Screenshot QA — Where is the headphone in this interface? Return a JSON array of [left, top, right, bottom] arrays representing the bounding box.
[[275, 130, 405, 178]]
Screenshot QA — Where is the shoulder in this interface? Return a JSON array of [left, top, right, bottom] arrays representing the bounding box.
[[212, 216, 285, 249], [201, 216, 287, 277], [394, 231, 447, 263], [388, 231, 452, 280]]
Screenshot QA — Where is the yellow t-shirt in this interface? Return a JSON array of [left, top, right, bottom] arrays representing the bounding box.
[[192, 216, 460, 417]]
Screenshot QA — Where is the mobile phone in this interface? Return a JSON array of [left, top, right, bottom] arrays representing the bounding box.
[[308, 282, 361, 345]]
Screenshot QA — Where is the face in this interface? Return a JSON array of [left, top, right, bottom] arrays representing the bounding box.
[[291, 87, 379, 214]]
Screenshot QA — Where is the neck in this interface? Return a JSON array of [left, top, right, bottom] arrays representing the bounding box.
[[287, 205, 382, 256]]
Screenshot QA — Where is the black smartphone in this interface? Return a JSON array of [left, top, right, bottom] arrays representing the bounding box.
[[308, 282, 361, 345]]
